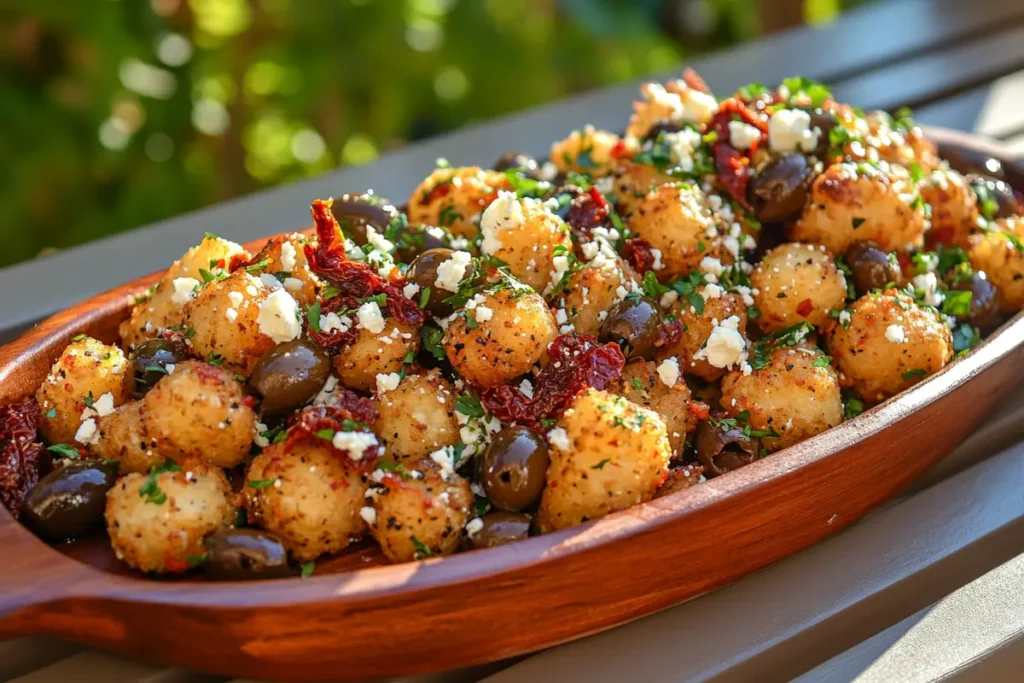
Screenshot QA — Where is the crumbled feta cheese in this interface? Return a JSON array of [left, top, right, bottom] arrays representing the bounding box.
[[366, 225, 394, 254], [319, 312, 350, 334], [359, 506, 377, 525], [768, 108, 820, 153], [838, 310, 852, 326], [376, 372, 402, 394], [662, 128, 702, 172], [679, 86, 719, 123], [225, 308, 238, 323], [650, 248, 664, 271], [253, 422, 270, 448], [474, 305, 493, 323], [164, 363, 175, 374], [356, 301, 386, 334], [912, 272, 944, 307], [479, 190, 522, 254], [331, 430, 378, 460], [694, 315, 747, 369], [280, 241, 297, 271], [228, 291, 244, 307], [171, 277, 200, 305], [257, 289, 302, 343], [519, 378, 534, 399], [555, 308, 569, 325], [429, 446, 456, 479], [548, 427, 571, 451], [885, 324, 906, 344], [434, 250, 473, 292], [260, 273, 283, 291], [700, 256, 725, 279], [657, 357, 680, 388], [93, 392, 116, 417], [549, 254, 572, 293], [403, 282, 421, 299], [660, 290, 679, 308], [75, 418, 99, 445], [701, 283, 724, 301], [313, 375, 339, 406], [465, 518, 484, 537], [728, 120, 762, 150], [283, 277, 304, 292]]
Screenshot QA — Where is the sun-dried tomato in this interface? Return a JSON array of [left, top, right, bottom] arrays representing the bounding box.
[[286, 400, 380, 469], [0, 399, 48, 515], [687, 401, 710, 421], [683, 68, 711, 95], [564, 186, 614, 241], [622, 237, 657, 275], [709, 98, 769, 210], [796, 298, 814, 317], [652, 317, 685, 352], [479, 334, 625, 428], [305, 199, 424, 351]]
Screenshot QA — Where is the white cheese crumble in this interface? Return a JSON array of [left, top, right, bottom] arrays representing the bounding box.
[[257, 289, 302, 343], [356, 301, 386, 334], [479, 190, 522, 254], [359, 506, 377, 526], [260, 273, 283, 291], [838, 310, 852, 326], [701, 283, 724, 301], [227, 291, 244, 308], [225, 308, 238, 323], [253, 422, 269, 448], [280, 240, 297, 271], [283, 277, 304, 292], [694, 315, 747, 369], [75, 418, 99, 445], [548, 427, 571, 451], [319, 312, 351, 334], [403, 282, 421, 299], [429, 446, 456, 479], [474, 305, 493, 323], [656, 357, 680, 388], [375, 372, 402, 395], [92, 392, 116, 417], [434, 250, 473, 292], [465, 517, 484, 537], [650, 248, 664, 271], [768, 108, 820, 154], [728, 120, 762, 150], [331, 430, 378, 460], [662, 128, 702, 172], [171, 277, 200, 305], [912, 272, 944, 307], [313, 375, 340, 406], [519, 378, 535, 399], [885, 324, 906, 344]]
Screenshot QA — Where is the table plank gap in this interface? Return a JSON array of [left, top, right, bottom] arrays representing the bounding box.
[[913, 69, 1024, 138]]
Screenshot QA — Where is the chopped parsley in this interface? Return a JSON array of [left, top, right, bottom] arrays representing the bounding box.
[[305, 300, 322, 333], [83, 391, 95, 408], [901, 368, 927, 381], [207, 352, 225, 366], [812, 355, 832, 369], [42, 407, 56, 419], [420, 323, 446, 361], [591, 458, 611, 470], [454, 393, 485, 419], [411, 536, 433, 559], [852, 217, 865, 229], [244, 258, 272, 273], [749, 322, 815, 370], [47, 443, 80, 459], [139, 459, 182, 505], [247, 479, 276, 489], [300, 561, 315, 578]]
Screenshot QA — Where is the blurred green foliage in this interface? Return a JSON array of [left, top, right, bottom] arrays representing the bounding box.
[[0, 0, 858, 267]]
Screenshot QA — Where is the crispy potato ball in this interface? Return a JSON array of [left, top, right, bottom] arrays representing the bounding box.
[[444, 285, 558, 387], [249, 233, 319, 306], [659, 292, 749, 382], [611, 160, 679, 217], [625, 80, 719, 140], [720, 344, 843, 451], [105, 464, 235, 573], [628, 183, 721, 280], [750, 243, 848, 332], [551, 257, 635, 337], [608, 359, 696, 455], [182, 271, 274, 377], [374, 370, 459, 460], [36, 337, 128, 447], [790, 162, 928, 255], [119, 236, 247, 349], [826, 289, 954, 402], [655, 464, 704, 499], [94, 400, 162, 474], [479, 192, 573, 293], [406, 166, 508, 239], [536, 388, 671, 533], [244, 440, 367, 562], [918, 168, 978, 248], [364, 456, 473, 563], [968, 218, 1024, 311], [333, 318, 420, 392], [549, 125, 624, 177], [142, 360, 257, 468]]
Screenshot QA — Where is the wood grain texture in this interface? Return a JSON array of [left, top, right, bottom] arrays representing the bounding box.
[[0, 128, 1021, 682]]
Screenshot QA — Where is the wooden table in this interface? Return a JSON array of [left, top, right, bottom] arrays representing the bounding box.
[[1, 0, 1023, 680]]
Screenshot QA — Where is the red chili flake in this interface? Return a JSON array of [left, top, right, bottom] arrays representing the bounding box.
[[682, 68, 711, 95], [164, 555, 190, 573], [622, 237, 657, 275], [479, 334, 625, 428], [286, 401, 380, 470], [0, 399, 48, 515], [305, 199, 425, 351], [193, 362, 226, 385], [796, 298, 814, 317], [687, 401, 710, 421], [423, 179, 454, 205], [609, 138, 628, 159], [709, 98, 769, 210]]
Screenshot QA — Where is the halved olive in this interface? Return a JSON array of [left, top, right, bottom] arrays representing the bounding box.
[[22, 460, 119, 541], [126, 338, 191, 399], [954, 271, 1002, 330], [642, 119, 684, 145], [481, 426, 550, 512], [967, 174, 1020, 220], [694, 418, 762, 478], [392, 224, 455, 264], [203, 529, 292, 580], [845, 241, 901, 296], [748, 153, 814, 223], [493, 152, 539, 175], [467, 512, 531, 550], [599, 295, 664, 360], [331, 193, 398, 246], [806, 108, 837, 158], [406, 248, 458, 318], [247, 339, 331, 415]]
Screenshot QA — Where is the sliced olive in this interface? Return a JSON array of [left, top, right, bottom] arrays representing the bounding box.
[[203, 529, 292, 580], [845, 241, 901, 296], [126, 338, 191, 399], [330, 193, 398, 246], [599, 296, 664, 360], [694, 418, 762, 478], [406, 248, 458, 318], [392, 224, 454, 264], [481, 426, 550, 512], [642, 119, 684, 145], [493, 152, 539, 175], [954, 271, 1002, 330], [748, 153, 814, 223], [468, 512, 531, 550], [22, 460, 118, 541], [246, 339, 331, 415], [967, 174, 1020, 220]]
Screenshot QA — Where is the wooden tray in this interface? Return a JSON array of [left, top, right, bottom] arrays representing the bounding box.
[[0, 127, 1021, 682]]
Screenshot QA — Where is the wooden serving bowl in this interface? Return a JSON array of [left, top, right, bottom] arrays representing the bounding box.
[[0, 128, 1021, 682]]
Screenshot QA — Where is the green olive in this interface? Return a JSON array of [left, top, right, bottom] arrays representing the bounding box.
[[406, 248, 458, 318], [202, 529, 293, 580], [21, 460, 119, 541], [481, 426, 550, 512], [126, 338, 191, 399], [468, 511, 531, 549], [246, 339, 331, 415]]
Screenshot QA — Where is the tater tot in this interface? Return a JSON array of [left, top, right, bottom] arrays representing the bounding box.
[[406, 166, 508, 239], [750, 242, 848, 332], [608, 359, 696, 454], [374, 370, 459, 460], [968, 218, 1024, 311], [628, 183, 722, 280], [549, 125, 624, 177], [478, 191, 572, 293]]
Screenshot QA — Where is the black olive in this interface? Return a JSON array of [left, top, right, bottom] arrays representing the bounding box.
[[492, 152, 539, 175], [203, 529, 293, 581], [599, 296, 665, 360], [406, 248, 458, 318], [392, 224, 455, 264], [694, 418, 762, 478], [748, 153, 814, 223], [330, 194, 398, 246], [21, 460, 118, 541], [642, 119, 684, 145], [481, 426, 550, 512], [246, 339, 331, 415], [844, 241, 901, 296], [953, 271, 1002, 330], [967, 174, 1020, 220], [126, 338, 191, 399], [941, 149, 1004, 179], [467, 511, 532, 550], [806, 108, 837, 158]]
